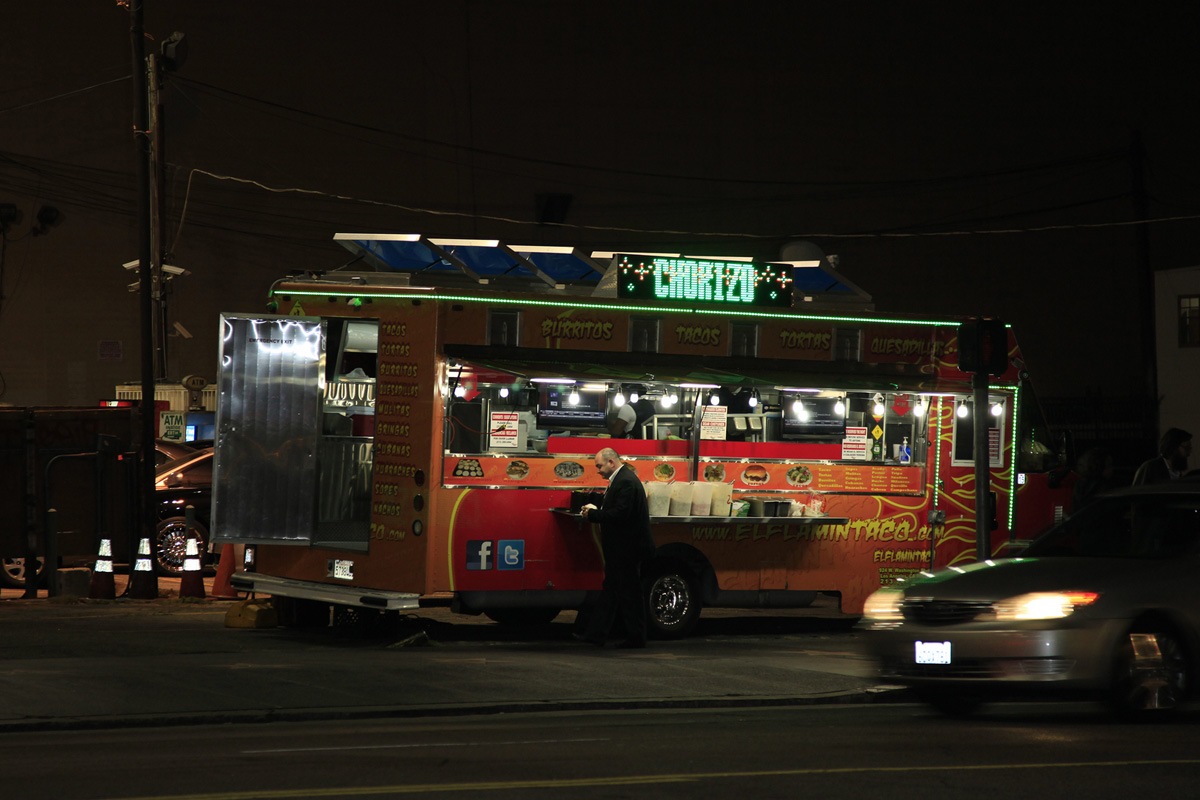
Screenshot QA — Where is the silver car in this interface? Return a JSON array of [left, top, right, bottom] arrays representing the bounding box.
[[858, 480, 1200, 718]]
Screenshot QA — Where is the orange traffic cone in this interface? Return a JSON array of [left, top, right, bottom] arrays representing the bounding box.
[[127, 536, 159, 599], [178, 538, 205, 599], [89, 538, 116, 600], [210, 543, 240, 600]]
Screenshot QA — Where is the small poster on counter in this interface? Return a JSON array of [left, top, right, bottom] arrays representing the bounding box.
[[843, 426, 868, 460], [700, 405, 728, 440], [489, 411, 521, 449]]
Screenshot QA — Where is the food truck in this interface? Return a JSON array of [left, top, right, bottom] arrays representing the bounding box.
[[218, 234, 1069, 635]]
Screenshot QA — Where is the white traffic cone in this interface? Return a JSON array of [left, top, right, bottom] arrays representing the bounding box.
[[127, 536, 159, 599], [178, 537, 205, 599], [89, 538, 116, 600]]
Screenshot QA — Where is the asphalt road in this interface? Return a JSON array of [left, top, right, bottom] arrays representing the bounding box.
[[7, 704, 1200, 800], [0, 584, 886, 733]]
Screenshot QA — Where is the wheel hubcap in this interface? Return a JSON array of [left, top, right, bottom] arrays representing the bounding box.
[[650, 574, 691, 626], [1124, 632, 1187, 711], [157, 526, 191, 572]]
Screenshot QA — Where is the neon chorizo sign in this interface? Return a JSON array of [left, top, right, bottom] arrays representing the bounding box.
[[616, 255, 793, 308]]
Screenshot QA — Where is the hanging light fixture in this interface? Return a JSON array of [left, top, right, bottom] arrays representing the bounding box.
[[990, 401, 1003, 417], [747, 390, 759, 409], [453, 385, 466, 398], [873, 394, 885, 417], [498, 387, 509, 399], [833, 396, 845, 416], [912, 396, 926, 417], [568, 387, 580, 406], [710, 392, 721, 405], [956, 399, 969, 418], [613, 390, 626, 407], [629, 389, 640, 403]]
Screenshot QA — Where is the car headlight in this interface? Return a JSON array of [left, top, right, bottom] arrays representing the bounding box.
[[862, 587, 904, 622], [993, 591, 1100, 621]]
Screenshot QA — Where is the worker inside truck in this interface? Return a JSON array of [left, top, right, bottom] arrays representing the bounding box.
[[607, 384, 656, 439]]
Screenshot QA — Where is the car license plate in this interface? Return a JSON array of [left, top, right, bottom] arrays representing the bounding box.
[[915, 640, 952, 665], [330, 559, 355, 580]]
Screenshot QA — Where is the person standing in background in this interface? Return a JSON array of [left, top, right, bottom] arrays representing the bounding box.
[[1132, 428, 1192, 486]]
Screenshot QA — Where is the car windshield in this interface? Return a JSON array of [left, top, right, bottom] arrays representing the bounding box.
[[155, 451, 213, 486], [1024, 493, 1200, 560]]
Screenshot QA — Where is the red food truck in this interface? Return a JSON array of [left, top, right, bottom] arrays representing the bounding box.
[[218, 235, 1069, 635]]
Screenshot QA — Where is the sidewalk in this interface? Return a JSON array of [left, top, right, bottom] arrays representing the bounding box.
[[0, 586, 905, 732]]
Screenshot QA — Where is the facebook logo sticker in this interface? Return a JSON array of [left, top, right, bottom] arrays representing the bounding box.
[[497, 539, 525, 570], [466, 540, 493, 570]]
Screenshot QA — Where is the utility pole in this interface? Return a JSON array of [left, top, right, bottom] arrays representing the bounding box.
[[148, 51, 167, 381], [131, 0, 158, 587]]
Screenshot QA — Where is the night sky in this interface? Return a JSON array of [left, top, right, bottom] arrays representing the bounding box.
[[1, 2, 1198, 410]]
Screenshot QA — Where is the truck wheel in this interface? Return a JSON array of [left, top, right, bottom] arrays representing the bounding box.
[[0, 557, 44, 589], [484, 608, 562, 627], [644, 561, 701, 639], [154, 517, 207, 576]]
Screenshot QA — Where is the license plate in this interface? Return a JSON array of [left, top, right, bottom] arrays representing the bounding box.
[[330, 559, 355, 580], [915, 640, 952, 665]]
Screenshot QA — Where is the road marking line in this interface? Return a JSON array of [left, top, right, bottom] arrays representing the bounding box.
[[242, 737, 608, 754]]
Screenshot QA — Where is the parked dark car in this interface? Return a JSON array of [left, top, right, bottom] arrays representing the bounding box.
[[154, 447, 213, 575], [858, 479, 1200, 718], [154, 439, 198, 466]]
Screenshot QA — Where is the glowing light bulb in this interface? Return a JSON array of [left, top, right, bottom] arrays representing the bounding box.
[[833, 398, 845, 415], [990, 402, 1003, 417], [873, 399, 885, 416], [710, 393, 720, 405], [913, 398, 926, 417], [957, 401, 969, 418], [630, 392, 639, 403], [568, 390, 580, 405], [614, 392, 626, 407], [453, 385, 466, 398], [748, 395, 758, 408], [499, 387, 509, 398]]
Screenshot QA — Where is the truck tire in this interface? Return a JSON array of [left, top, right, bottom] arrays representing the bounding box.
[[644, 560, 701, 639]]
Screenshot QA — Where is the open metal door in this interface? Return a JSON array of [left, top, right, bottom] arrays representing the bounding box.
[[212, 314, 323, 544]]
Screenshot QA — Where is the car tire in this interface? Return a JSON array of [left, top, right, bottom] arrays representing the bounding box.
[[154, 517, 207, 576], [1109, 624, 1190, 719], [644, 560, 701, 639], [0, 557, 44, 589], [914, 688, 984, 717]]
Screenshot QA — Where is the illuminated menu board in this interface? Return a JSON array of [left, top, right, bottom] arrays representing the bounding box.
[[616, 255, 793, 308]]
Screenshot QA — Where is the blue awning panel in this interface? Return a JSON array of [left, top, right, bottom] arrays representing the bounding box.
[[334, 234, 606, 286]]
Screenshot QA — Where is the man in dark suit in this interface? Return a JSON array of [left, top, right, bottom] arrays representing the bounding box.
[[576, 447, 655, 648]]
